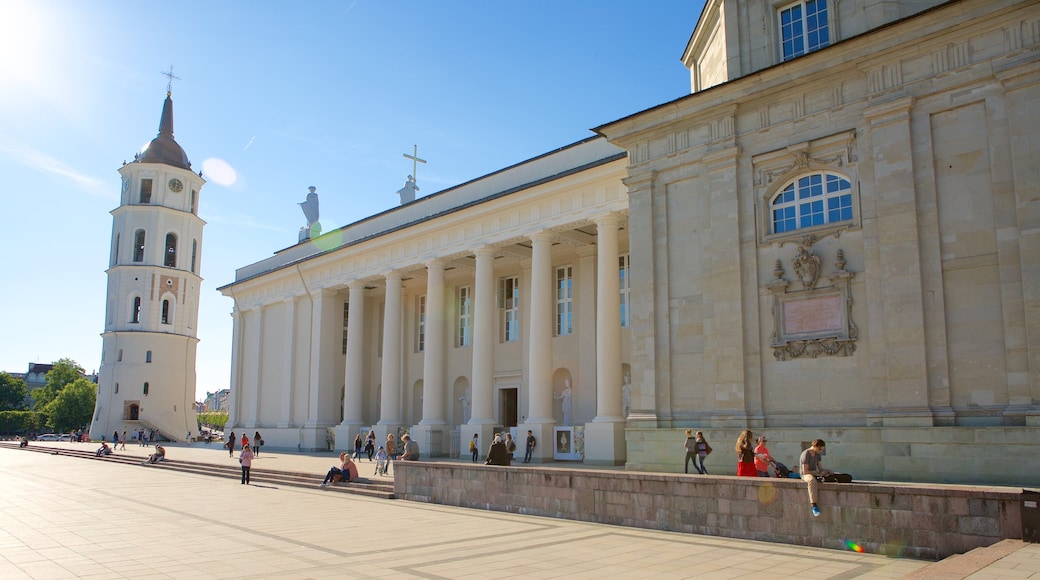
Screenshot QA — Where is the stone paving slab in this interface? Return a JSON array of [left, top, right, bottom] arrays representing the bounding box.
[[0, 442, 1037, 579]]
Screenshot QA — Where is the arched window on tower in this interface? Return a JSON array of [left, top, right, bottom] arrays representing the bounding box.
[[112, 233, 120, 266], [143, 382, 149, 395], [131, 297, 142, 323], [133, 230, 145, 262], [139, 178, 152, 204], [164, 233, 177, 268], [191, 240, 197, 273], [161, 299, 171, 324], [190, 189, 197, 214]]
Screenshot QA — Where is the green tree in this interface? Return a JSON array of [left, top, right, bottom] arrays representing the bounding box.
[[197, 411, 229, 430], [0, 372, 29, 411], [32, 358, 85, 410], [40, 378, 96, 433]]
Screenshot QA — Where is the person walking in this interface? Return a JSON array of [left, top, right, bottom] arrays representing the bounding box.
[[120, 430, 127, 451], [469, 433, 480, 463], [239, 444, 254, 485], [227, 431, 236, 458], [693, 431, 712, 474], [252, 431, 262, 457], [800, 439, 833, 517], [240, 432, 249, 451], [352, 434, 363, 460], [523, 430, 536, 463], [754, 436, 775, 477], [112, 430, 119, 446], [684, 429, 699, 474], [385, 433, 398, 475], [365, 430, 376, 461], [735, 430, 757, 477]]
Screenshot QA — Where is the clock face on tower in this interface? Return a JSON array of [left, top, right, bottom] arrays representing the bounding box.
[[168, 178, 184, 193], [121, 177, 130, 194]]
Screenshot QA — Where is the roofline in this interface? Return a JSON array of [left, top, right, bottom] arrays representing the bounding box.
[[217, 147, 626, 292]]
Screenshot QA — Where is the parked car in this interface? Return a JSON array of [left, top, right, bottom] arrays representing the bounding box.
[[58, 434, 72, 442], [36, 434, 60, 441]]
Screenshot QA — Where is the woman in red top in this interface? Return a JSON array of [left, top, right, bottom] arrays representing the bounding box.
[[735, 430, 757, 477]]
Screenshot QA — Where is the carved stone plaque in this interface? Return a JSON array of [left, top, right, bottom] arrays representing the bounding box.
[[783, 295, 841, 335]]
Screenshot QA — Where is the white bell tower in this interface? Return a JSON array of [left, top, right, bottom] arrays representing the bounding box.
[[89, 90, 206, 443]]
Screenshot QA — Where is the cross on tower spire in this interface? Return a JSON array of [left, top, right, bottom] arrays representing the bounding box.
[[161, 65, 181, 95], [402, 144, 427, 186]]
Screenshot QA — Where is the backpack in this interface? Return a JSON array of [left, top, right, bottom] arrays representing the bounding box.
[[469, 440, 476, 451]]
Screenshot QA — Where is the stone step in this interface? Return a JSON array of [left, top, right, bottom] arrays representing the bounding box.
[[0, 442, 395, 499]]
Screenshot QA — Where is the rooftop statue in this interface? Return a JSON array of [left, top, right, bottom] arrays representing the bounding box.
[[396, 175, 419, 205], [299, 186, 321, 241]]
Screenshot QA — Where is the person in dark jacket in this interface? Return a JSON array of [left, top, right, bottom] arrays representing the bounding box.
[[485, 434, 511, 466]]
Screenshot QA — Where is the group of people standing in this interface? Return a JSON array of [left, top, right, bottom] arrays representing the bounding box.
[[482, 430, 536, 466], [683, 429, 835, 517], [225, 431, 263, 484]]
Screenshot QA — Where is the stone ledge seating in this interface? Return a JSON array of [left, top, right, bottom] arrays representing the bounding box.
[[0, 442, 394, 500], [392, 460, 1034, 561]]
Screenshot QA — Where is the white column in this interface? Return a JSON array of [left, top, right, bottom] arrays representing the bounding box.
[[343, 282, 365, 425], [527, 231, 554, 422], [584, 214, 627, 465], [278, 296, 295, 428], [420, 260, 447, 425], [246, 306, 263, 429], [470, 248, 496, 425], [378, 272, 403, 425], [594, 214, 623, 420], [226, 307, 243, 429]]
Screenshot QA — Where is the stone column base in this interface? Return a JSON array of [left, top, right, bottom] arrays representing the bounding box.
[[408, 424, 447, 458], [583, 421, 626, 465]]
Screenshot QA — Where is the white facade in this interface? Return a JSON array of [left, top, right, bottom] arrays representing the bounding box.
[[90, 93, 206, 443], [222, 0, 1040, 484]]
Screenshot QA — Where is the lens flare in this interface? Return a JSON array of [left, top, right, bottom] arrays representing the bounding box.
[[757, 482, 778, 504], [202, 157, 237, 187], [844, 540, 865, 553]]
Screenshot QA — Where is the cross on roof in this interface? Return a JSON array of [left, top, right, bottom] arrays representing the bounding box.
[[161, 65, 181, 94], [402, 144, 427, 185]]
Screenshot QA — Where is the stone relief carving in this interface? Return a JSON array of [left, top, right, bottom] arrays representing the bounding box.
[[768, 242, 858, 361], [792, 235, 822, 291]]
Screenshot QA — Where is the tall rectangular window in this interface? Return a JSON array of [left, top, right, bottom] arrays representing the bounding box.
[[190, 189, 197, 214], [779, 0, 829, 61], [133, 230, 146, 262], [500, 276, 520, 342], [619, 253, 631, 327], [416, 295, 427, 352], [555, 266, 573, 336], [457, 286, 472, 347], [139, 179, 152, 204]]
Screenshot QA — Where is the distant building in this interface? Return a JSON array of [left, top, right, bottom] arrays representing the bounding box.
[[203, 389, 230, 412]]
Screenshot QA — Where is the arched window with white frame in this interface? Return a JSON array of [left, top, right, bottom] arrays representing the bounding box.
[[133, 229, 146, 262], [770, 172, 852, 235], [130, 296, 142, 323]]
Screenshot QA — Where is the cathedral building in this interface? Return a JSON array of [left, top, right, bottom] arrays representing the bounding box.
[[90, 92, 205, 443], [220, 0, 1039, 484]]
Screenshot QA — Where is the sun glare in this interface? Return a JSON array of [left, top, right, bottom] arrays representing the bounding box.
[[0, 2, 49, 84]]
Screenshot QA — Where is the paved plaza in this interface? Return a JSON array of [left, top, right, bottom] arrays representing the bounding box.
[[1, 443, 1038, 579]]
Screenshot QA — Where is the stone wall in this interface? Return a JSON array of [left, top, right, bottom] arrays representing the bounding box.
[[625, 427, 1040, 487], [394, 462, 1028, 560]]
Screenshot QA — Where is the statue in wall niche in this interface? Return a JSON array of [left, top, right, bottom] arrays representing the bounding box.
[[793, 235, 821, 291], [458, 388, 471, 424], [621, 373, 631, 418], [555, 379, 573, 425]]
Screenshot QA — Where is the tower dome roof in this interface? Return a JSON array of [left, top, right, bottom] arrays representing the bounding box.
[[138, 92, 191, 170]]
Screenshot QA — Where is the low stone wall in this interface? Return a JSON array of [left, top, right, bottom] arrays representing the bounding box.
[[394, 462, 1027, 560]]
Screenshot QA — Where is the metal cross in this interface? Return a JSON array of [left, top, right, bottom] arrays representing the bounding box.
[[402, 144, 427, 185], [161, 65, 181, 94]]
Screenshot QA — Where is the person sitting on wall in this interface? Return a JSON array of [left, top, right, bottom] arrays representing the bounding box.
[[485, 435, 511, 466], [800, 439, 833, 518], [399, 434, 420, 461], [19, 436, 28, 448], [95, 442, 112, 457]]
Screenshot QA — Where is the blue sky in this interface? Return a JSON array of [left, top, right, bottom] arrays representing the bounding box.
[[0, 1, 704, 400]]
